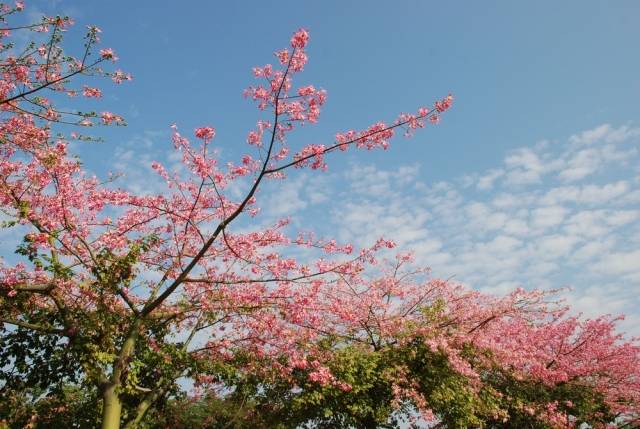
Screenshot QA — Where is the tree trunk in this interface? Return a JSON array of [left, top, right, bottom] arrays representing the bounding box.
[[100, 318, 143, 429], [101, 384, 123, 429]]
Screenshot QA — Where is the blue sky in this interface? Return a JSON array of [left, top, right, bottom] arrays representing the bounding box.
[[9, 1, 640, 332]]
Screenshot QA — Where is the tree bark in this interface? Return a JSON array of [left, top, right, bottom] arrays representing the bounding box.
[[101, 384, 123, 429], [100, 318, 142, 429]]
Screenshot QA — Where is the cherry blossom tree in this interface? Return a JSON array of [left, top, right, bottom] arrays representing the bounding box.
[[0, 4, 638, 429]]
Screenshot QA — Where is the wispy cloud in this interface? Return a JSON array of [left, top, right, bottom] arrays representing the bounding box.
[[257, 123, 640, 334]]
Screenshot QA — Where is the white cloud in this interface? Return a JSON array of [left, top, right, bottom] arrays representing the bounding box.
[[593, 250, 640, 277], [569, 123, 640, 146], [504, 148, 545, 185], [535, 234, 580, 259], [571, 239, 615, 263], [568, 124, 613, 146], [477, 169, 504, 190], [531, 206, 568, 229], [264, 177, 308, 217], [279, 123, 640, 334], [539, 181, 629, 205], [558, 144, 638, 183], [558, 147, 601, 181]]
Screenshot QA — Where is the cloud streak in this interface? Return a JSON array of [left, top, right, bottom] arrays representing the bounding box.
[[257, 123, 640, 334]]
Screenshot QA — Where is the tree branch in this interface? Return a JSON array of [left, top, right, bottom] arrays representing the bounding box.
[[1, 318, 64, 334], [139, 48, 297, 318], [0, 58, 104, 106]]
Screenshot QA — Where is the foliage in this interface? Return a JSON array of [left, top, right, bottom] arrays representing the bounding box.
[[0, 384, 100, 428]]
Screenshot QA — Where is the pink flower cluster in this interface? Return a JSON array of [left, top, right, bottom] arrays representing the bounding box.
[[100, 111, 124, 125], [82, 86, 102, 98], [194, 126, 215, 141], [110, 69, 132, 84], [292, 144, 327, 170], [99, 48, 118, 61], [290, 28, 309, 49]]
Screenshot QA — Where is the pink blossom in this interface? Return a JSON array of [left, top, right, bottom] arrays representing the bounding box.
[[290, 28, 310, 49], [307, 366, 334, 386], [246, 130, 262, 146], [297, 85, 315, 96], [100, 111, 123, 125], [275, 49, 289, 65], [82, 86, 102, 98], [337, 382, 352, 392], [99, 48, 118, 61], [111, 69, 132, 84], [290, 49, 308, 71], [194, 126, 215, 141]]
